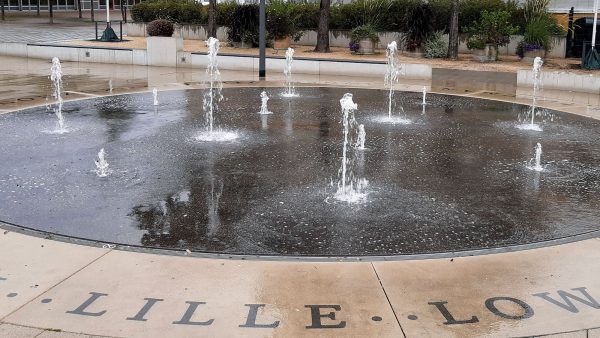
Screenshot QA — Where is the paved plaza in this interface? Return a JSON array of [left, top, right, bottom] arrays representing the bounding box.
[[0, 24, 97, 43], [0, 11, 126, 43], [1, 8, 600, 337]]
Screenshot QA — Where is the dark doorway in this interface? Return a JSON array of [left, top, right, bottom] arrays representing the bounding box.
[[572, 17, 600, 58]]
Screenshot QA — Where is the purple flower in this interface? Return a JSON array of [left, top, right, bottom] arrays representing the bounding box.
[[523, 42, 543, 51], [349, 41, 360, 52]]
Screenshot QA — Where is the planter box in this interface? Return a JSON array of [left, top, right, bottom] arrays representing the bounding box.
[[522, 48, 545, 63], [231, 41, 252, 49], [404, 47, 424, 58], [273, 36, 291, 50], [472, 44, 497, 62], [147, 36, 183, 67], [356, 38, 375, 55]]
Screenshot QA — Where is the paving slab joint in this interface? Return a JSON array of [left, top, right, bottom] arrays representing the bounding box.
[[370, 262, 406, 338]]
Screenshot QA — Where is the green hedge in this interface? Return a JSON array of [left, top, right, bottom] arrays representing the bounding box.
[[131, 0, 206, 24], [131, 0, 527, 33]]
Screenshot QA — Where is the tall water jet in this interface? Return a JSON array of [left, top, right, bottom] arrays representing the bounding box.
[[257, 91, 273, 115], [530, 57, 543, 127], [95, 148, 111, 177], [203, 37, 223, 133], [50, 57, 67, 133], [196, 38, 237, 142], [152, 88, 158, 106], [356, 124, 366, 150], [519, 57, 544, 131], [527, 142, 544, 171], [385, 41, 401, 119], [422, 86, 427, 105], [283, 47, 297, 97], [335, 93, 368, 203]]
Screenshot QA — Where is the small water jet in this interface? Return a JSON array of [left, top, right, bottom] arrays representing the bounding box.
[[257, 91, 273, 115], [527, 142, 544, 172], [152, 88, 158, 106], [50, 57, 67, 133], [371, 42, 411, 125], [282, 47, 297, 98], [335, 93, 368, 203], [95, 148, 111, 177], [356, 124, 366, 150], [519, 57, 543, 131], [422, 86, 427, 105]]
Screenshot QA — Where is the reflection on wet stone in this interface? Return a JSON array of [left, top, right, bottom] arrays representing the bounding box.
[[0, 88, 599, 256]]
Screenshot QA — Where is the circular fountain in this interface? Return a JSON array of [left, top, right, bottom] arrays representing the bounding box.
[[0, 86, 599, 257]]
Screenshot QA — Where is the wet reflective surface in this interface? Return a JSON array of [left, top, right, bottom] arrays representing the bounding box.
[[0, 87, 599, 256]]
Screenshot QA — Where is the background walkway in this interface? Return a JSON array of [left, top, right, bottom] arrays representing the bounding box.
[[0, 11, 127, 43]]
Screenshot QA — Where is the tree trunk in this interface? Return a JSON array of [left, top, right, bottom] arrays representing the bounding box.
[[447, 0, 459, 59], [207, 0, 217, 38], [314, 0, 330, 53]]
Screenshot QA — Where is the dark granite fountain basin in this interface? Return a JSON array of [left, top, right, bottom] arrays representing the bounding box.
[[0, 87, 599, 256]]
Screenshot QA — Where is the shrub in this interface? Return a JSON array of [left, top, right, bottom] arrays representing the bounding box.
[[227, 4, 259, 45], [267, 0, 303, 40], [522, 0, 550, 24], [466, 36, 486, 50], [330, 0, 399, 31], [466, 10, 519, 53], [424, 31, 448, 58], [216, 2, 238, 26], [350, 24, 380, 43], [459, 0, 511, 33], [131, 0, 524, 37], [404, 2, 434, 51], [132, 0, 205, 25], [383, 0, 419, 32], [523, 18, 551, 50], [428, 0, 451, 32], [292, 3, 319, 31], [146, 19, 175, 37]]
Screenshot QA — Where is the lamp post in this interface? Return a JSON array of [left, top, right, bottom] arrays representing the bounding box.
[[259, 0, 266, 79], [583, 0, 600, 69], [99, 0, 118, 41], [592, 0, 598, 51]]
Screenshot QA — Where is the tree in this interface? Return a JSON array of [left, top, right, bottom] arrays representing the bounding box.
[[207, 0, 217, 38], [447, 0, 459, 59], [314, 0, 330, 53]]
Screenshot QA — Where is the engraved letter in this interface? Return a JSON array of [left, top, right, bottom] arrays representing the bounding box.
[[533, 287, 600, 313], [428, 301, 479, 325], [305, 305, 346, 329], [239, 304, 280, 328], [485, 297, 534, 320], [172, 301, 214, 326], [127, 298, 164, 321], [66, 292, 108, 317]]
